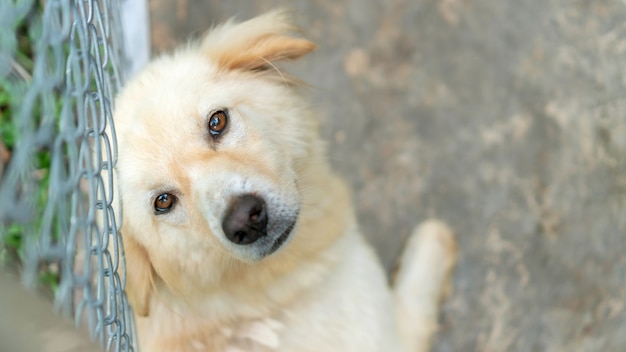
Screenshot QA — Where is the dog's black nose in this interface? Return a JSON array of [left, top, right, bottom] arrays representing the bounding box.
[[222, 194, 268, 245]]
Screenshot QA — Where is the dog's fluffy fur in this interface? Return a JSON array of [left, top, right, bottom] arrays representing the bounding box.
[[112, 10, 456, 352]]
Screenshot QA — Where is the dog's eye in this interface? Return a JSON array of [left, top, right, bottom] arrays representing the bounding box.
[[208, 110, 228, 136], [154, 193, 176, 214]]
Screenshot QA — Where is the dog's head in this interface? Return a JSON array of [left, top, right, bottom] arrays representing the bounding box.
[[113, 10, 318, 316]]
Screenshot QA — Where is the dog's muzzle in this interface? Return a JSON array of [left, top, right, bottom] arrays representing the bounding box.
[[221, 194, 298, 256]]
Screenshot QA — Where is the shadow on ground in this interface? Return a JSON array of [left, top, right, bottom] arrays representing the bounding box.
[[147, 1, 626, 350]]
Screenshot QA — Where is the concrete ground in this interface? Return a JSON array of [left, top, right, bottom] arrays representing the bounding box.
[[148, 1, 626, 350]]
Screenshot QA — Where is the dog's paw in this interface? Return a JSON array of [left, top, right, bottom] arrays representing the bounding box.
[[414, 219, 456, 294], [393, 219, 457, 352]]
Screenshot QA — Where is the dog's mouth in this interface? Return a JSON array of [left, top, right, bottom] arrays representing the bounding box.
[[267, 219, 297, 256]]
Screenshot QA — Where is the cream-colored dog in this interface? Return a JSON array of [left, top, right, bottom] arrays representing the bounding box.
[[112, 10, 456, 352]]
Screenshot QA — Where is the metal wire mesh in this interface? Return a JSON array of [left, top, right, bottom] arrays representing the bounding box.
[[0, 0, 136, 351]]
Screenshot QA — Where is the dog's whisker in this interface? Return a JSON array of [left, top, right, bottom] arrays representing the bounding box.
[[257, 55, 289, 87]]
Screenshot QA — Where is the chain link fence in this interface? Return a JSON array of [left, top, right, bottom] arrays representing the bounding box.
[[0, 0, 137, 350]]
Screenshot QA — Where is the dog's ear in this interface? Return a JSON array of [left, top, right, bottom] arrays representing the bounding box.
[[202, 9, 316, 72], [123, 235, 154, 317]]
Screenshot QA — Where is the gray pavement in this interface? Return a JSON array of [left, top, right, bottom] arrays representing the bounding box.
[[148, 1, 626, 350]]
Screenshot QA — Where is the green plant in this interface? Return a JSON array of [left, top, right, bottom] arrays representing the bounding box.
[[0, 8, 59, 294]]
